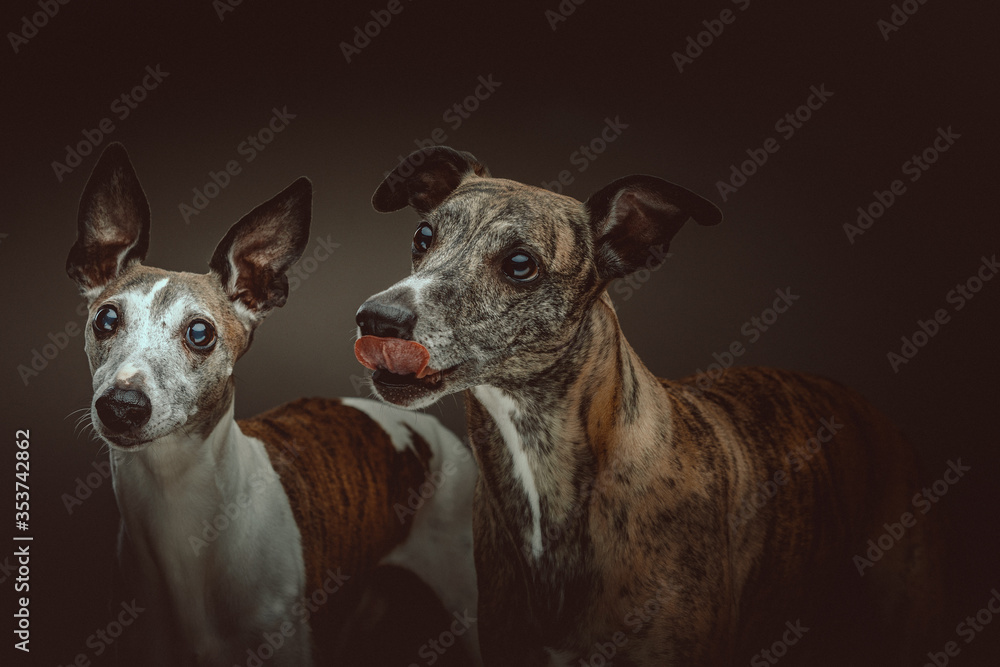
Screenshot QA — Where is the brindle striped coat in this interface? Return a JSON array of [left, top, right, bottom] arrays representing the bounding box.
[[359, 146, 939, 666]]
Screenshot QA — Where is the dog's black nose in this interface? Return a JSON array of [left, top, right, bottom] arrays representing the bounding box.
[[96, 388, 152, 433], [356, 301, 417, 339]]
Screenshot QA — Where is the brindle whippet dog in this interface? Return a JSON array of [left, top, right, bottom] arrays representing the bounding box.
[[353, 146, 938, 666], [68, 143, 480, 666]]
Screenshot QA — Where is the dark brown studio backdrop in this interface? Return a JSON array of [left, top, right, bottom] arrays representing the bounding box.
[[2, 0, 998, 664]]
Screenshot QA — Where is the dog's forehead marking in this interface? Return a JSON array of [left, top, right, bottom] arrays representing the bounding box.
[[119, 276, 198, 325], [117, 275, 168, 309], [109, 270, 228, 326], [147, 276, 168, 298]]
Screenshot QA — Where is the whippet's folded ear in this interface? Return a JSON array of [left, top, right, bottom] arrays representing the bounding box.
[[586, 175, 722, 283], [66, 143, 151, 301], [209, 177, 311, 326], [372, 146, 490, 214]]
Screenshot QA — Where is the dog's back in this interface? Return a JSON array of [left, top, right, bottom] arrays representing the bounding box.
[[662, 367, 939, 664], [242, 397, 433, 584], [241, 396, 481, 664]]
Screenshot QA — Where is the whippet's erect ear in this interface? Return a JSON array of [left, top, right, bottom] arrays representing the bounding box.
[[66, 143, 151, 300], [209, 177, 312, 324], [585, 175, 722, 283], [372, 146, 490, 214]]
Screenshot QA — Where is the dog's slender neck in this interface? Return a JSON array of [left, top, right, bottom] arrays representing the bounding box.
[[468, 292, 671, 581], [111, 385, 304, 660]]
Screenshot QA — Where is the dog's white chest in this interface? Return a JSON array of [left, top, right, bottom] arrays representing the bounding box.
[[473, 386, 545, 560], [113, 418, 308, 665]]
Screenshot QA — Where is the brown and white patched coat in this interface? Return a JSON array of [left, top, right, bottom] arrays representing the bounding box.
[[68, 143, 480, 666]]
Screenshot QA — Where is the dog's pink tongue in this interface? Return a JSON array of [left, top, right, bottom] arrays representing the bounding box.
[[355, 336, 432, 377]]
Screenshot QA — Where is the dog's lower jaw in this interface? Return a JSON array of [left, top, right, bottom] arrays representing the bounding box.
[[369, 360, 474, 409], [112, 398, 311, 666], [370, 376, 447, 410]]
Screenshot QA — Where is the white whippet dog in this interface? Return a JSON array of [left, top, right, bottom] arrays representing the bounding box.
[[67, 143, 481, 666]]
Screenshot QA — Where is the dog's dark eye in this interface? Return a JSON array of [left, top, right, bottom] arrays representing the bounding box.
[[185, 319, 216, 350], [501, 252, 539, 283], [93, 305, 119, 338], [412, 223, 434, 255]]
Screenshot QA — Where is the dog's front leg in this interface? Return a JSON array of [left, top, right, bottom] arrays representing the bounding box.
[[472, 506, 554, 666]]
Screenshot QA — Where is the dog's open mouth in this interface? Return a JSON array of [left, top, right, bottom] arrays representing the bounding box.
[[355, 336, 454, 392]]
